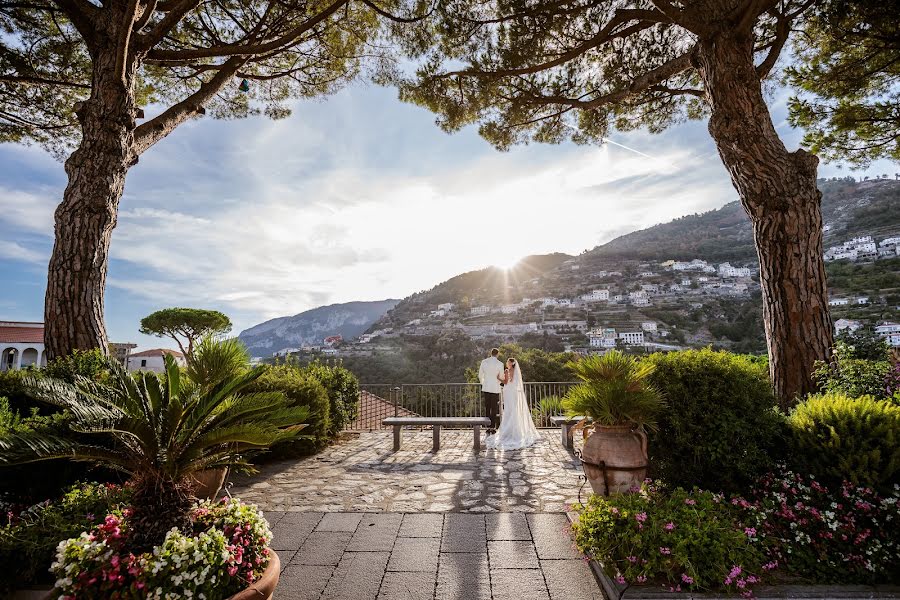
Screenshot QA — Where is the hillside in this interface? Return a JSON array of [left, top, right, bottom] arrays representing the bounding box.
[[238, 299, 400, 357], [584, 178, 900, 264]]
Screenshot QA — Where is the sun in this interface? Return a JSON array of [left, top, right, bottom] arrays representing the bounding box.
[[493, 256, 522, 271]]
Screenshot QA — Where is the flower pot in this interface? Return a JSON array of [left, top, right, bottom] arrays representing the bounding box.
[[228, 550, 280, 600], [580, 425, 648, 496], [191, 467, 228, 499]]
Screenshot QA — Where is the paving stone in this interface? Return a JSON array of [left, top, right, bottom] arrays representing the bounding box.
[[276, 564, 334, 600], [264, 510, 286, 527], [441, 514, 486, 553], [436, 553, 491, 600], [541, 559, 605, 599], [348, 513, 403, 551], [271, 512, 323, 551], [527, 513, 582, 560], [315, 512, 363, 532], [322, 551, 390, 600], [377, 571, 438, 600], [292, 531, 353, 566], [486, 513, 532, 541], [488, 540, 540, 569], [489, 569, 550, 600], [388, 536, 440, 573], [398, 513, 444, 539]]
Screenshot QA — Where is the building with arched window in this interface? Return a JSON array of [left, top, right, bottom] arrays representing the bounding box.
[[0, 321, 47, 371]]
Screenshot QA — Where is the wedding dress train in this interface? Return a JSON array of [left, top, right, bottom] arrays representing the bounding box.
[[485, 365, 541, 450]]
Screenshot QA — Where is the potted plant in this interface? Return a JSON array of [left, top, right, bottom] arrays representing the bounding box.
[[563, 351, 664, 495], [0, 353, 308, 597]]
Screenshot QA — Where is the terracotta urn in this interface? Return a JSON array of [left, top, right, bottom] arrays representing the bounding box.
[[191, 467, 228, 500], [580, 425, 648, 495], [227, 550, 280, 600]]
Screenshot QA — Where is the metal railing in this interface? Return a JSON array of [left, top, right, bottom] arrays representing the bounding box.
[[345, 382, 577, 431]]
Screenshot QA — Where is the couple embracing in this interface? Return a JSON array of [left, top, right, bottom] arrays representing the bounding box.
[[477, 349, 541, 450]]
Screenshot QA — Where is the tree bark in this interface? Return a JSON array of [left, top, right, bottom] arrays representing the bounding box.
[[44, 36, 139, 360], [696, 31, 833, 406]]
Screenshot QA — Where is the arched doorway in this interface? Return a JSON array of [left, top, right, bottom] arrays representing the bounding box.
[[1, 347, 18, 371], [21, 347, 39, 368]]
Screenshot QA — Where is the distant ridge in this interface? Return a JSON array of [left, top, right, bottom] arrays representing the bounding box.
[[238, 299, 400, 357]]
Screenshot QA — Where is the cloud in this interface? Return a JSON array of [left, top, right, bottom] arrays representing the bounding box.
[[0, 241, 47, 265]]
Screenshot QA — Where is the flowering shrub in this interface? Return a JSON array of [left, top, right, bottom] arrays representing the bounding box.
[[51, 498, 272, 599], [737, 470, 900, 584], [0, 482, 131, 593], [572, 482, 764, 593]]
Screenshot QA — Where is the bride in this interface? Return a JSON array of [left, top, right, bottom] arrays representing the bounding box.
[[485, 358, 541, 450]]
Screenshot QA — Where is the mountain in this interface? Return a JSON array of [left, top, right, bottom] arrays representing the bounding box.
[[238, 299, 400, 357], [584, 178, 900, 264]]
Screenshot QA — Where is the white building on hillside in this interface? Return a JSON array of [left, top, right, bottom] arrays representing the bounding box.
[[588, 328, 617, 348], [718, 263, 754, 278], [641, 322, 658, 332], [437, 303, 455, 311], [829, 298, 850, 307], [834, 319, 862, 334], [875, 322, 900, 347], [618, 331, 645, 346], [581, 289, 610, 302], [470, 305, 491, 316], [127, 349, 186, 373], [0, 321, 46, 371]]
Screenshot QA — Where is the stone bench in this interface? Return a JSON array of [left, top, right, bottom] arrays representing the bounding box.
[[382, 417, 491, 452], [550, 415, 593, 450]]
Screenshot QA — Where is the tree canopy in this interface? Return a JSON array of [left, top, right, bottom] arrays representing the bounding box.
[[786, 0, 900, 167], [139, 307, 232, 358]]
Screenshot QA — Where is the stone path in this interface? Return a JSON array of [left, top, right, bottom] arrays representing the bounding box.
[[231, 430, 585, 513], [269, 511, 604, 600]]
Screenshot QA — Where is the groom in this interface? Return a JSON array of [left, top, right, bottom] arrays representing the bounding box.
[[478, 348, 504, 434]]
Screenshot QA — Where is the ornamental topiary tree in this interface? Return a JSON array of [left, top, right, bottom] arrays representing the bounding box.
[[394, 0, 871, 404], [139, 307, 232, 360], [1, 0, 419, 360]]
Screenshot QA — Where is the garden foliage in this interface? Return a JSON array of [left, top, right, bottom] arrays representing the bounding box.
[[738, 470, 900, 584], [573, 482, 764, 593], [788, 393, 900, 492], [51, 498, 272, 599], [812, 340, 892, 400], [0, 482, 131, 593], [644, 349, 785, 493], [299, 360, 360, 434]]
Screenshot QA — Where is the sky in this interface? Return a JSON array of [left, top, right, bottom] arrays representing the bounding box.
[[0, 81, 895, 351]]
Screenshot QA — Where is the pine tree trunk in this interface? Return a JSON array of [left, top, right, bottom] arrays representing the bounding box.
[[696, 31, 833, 406], [44, 43, 138, 360]]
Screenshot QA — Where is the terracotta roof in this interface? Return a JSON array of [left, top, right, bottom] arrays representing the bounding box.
[[0, 325, 45, 344], [130, 348, 185, 358]]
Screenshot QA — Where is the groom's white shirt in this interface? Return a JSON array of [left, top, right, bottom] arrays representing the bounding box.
[[478, 356, 504, 394]]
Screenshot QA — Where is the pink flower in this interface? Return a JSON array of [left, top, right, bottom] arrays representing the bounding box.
[[659, 547, 671, 555], [729, 566, 743, 579], [227, 565, 239, 577], [664, 522, 675, 531], [637, 575, 647, 583], [744, 527, 757, 537], [616, 575, 627, 584], [627, 555, 638, 563], [635, 512, 647, 523], [684, 498, 696, 506], [681, 574, 694, 584]]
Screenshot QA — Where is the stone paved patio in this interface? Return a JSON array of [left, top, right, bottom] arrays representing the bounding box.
[[269, 511, 604, 600], [230, 429, 586, 513]]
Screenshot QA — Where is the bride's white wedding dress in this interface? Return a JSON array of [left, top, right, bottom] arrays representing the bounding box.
[[485, 366, 541, 450]]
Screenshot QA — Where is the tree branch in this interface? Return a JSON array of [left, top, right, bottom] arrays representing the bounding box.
[[134, 0, 158, 32], [137, 0, 203, 51], [358, 0, 432, 23], [133, 55, 245, 155], [50, 0, 99, 50], [145, 0, 349, 61], [115, 0, 142, 84], [0, 73, 90, 88], [756, 10, 789, 79]]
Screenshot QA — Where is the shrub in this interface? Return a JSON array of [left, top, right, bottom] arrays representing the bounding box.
[[0, 482, 131, 593], [644, 349, 786, 493], [43, 348, 110, 384], [738, 470, 900, 584], [51, 498, 271, 600], [573, 483, 764, 593], [246, 365, 330, 455], [300, 361, 360, 434], [788, 393, 900, 492], [812, 355, 892, 400]]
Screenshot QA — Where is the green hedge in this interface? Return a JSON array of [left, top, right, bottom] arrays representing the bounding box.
[[245, 365, 330, 456], [788, 393, 900, 492], [299, 361, 359, 434], [645, 349, 786, 493]]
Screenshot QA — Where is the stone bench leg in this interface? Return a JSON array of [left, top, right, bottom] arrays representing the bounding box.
[[561, 423, 573, 450], [393, 425, 401, 451], [432, 425, 441, 452], [473, 425, 481, 452]]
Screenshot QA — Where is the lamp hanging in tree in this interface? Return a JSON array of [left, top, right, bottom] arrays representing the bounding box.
[[238, 79, 250, 92]]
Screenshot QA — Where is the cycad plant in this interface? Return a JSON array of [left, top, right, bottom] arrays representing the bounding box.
[[0, 355, 308, 552], [563, 351, 664, 430]]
